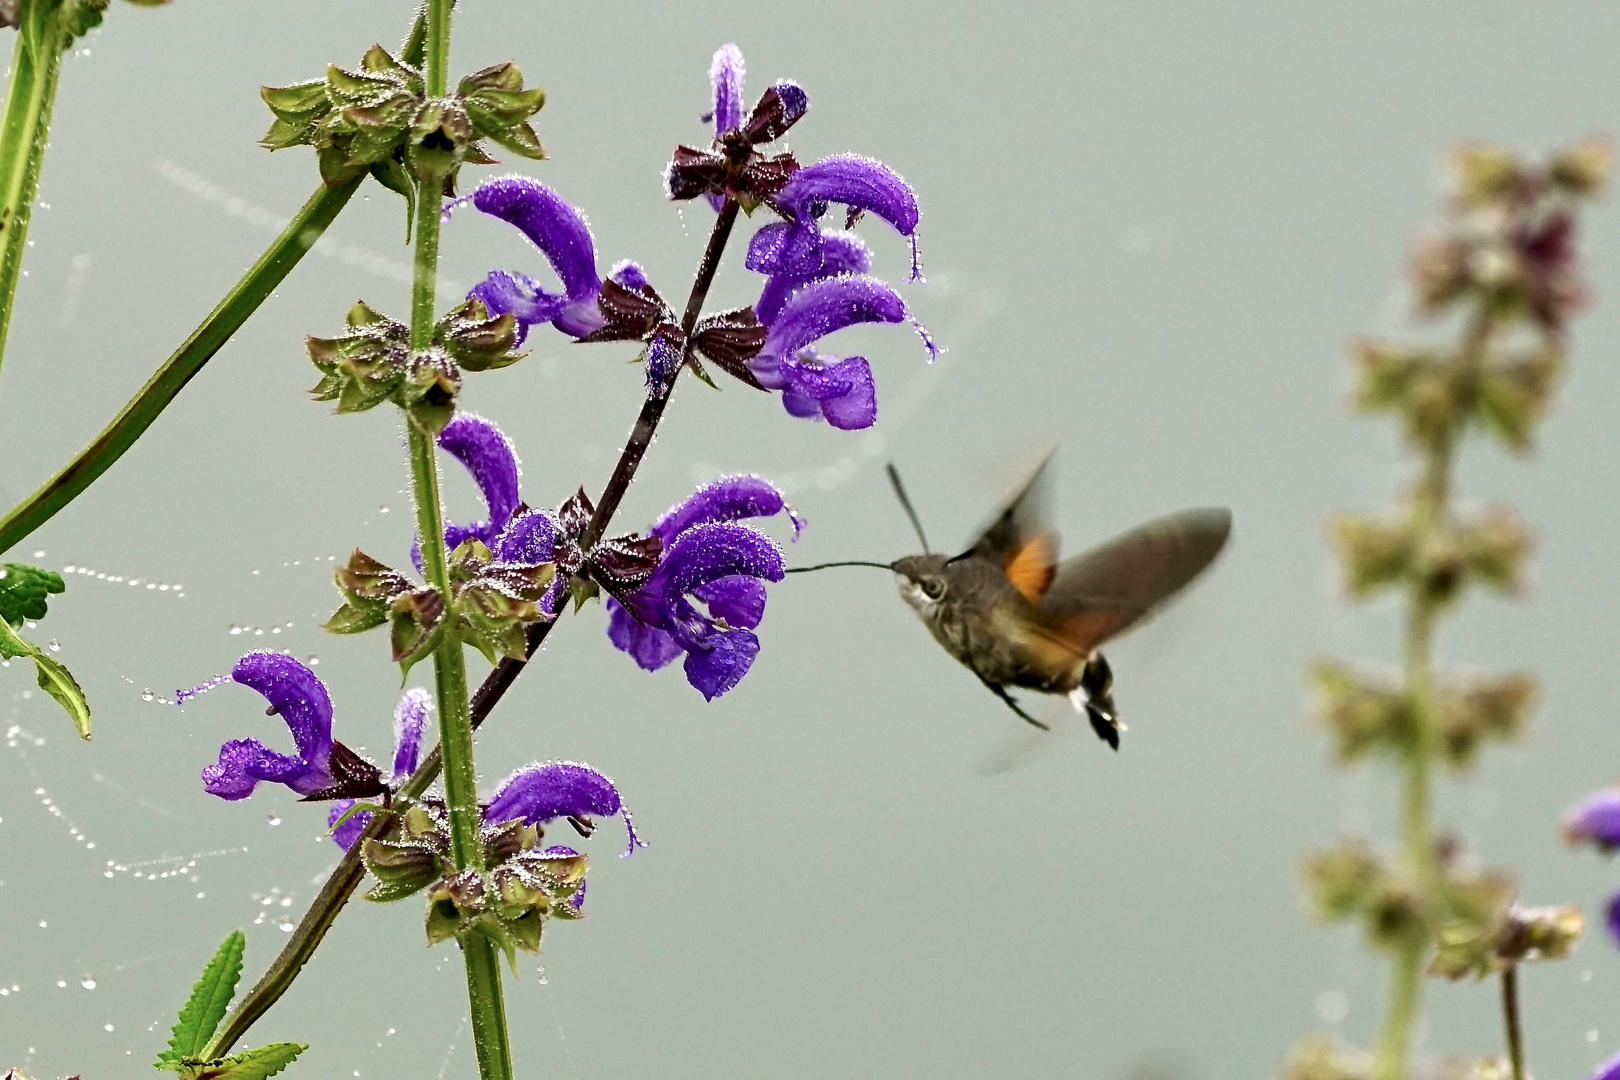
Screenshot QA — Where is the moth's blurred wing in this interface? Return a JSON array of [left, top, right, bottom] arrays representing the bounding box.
[[1036, 507, 1232, 652], [965, 450, 1059, 602]]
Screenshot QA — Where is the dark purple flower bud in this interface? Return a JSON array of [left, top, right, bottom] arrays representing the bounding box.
[[468, 176, 605, 341], [392, 686, 430, 779], [1565, 788, 1620, 851], [193, 652, 336, 800], [644, 325, 685, 388], [484, 761, 645, 856], [494, 509, 557, 565]]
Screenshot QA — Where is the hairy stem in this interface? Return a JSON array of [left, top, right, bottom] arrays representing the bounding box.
[[208, 196, 743, 1060], [0, 175, 363, 556], [0, 0, 65, 390]]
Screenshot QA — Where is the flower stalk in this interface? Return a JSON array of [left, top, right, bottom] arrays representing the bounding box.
[[0, 0, 67, 387]]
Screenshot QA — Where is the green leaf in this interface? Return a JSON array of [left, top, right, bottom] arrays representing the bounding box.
[[322, 602, 387, 635], [0, 561, 65, 625], [156, 930, 246, 1068], [0, 616, 33, 660], [33, 652, 90, 740], [176, 1042, 306, 1080]]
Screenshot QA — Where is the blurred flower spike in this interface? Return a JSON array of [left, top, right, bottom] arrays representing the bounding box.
[[182, 651, 388, 805], [607, 476, 799, 700], [1564, 785, 1620, 947]]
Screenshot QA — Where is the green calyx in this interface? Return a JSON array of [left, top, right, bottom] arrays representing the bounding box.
[[359, 804, 587, 964], [322, 542, 554, 673], [261, 46, 545, 198], [307, 298, 524, 430]]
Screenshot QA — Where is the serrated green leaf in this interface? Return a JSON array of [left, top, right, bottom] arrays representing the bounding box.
[[0, 561, 65, 625], [155, 930, 246, 1068], [33, 653, 90, 740], [176, 1041, 306, 1080]]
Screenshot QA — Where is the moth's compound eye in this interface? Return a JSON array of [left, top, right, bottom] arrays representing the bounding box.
[[921, 577, 946, 600]]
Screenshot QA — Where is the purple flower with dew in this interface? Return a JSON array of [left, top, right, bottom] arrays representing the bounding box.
[[667, 43, 809, 213], [422, 412, 565, 612], [749, 272, 934, 431], [184, 652, 384, 804], [328, 687, 431, 850], [606, 476, 797, 700], [485, 761, 646, 857], [466, 175, 606, 345], [1594, 1047, 1620, 1080], [748, 154, 924, 283]]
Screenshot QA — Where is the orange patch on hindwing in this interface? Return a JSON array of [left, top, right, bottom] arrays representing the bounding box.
[[1004, 533, 1057, 601]]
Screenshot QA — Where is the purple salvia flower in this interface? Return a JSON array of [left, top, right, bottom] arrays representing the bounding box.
[[667, 44, 807, 212], [438, 411, 522, 550], [1564, 788, 1620, 851], [327, 686, 433, 851], [468, 175, 606, 343], [196, 652, 337, 800], [749, 154, 923, 282], [708, 44, 746, 146], [754, 230, 871, 326], [485, 761, 645, 857], [606, 477, 794, 700]]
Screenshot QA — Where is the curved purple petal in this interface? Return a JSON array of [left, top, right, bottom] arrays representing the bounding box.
[[392, 687, 431, 779], [231, 652, 333, 775], [439, 413, 521, 540], [778, 154, 921, 279], [659, 521, 787, 598], [1565, 789, 1620, 851], [470, 175, 605, 338], [485, 761, 646, 856], [606, 597, 683, 671], [753, 275, 907, 368], [653, 475, 798, 542], [693, 575, 768, 629], [202, 737, 325, 800], [754, 230, 872, 326], [1593, 1048, 1620, 1080], [682, 627, 760, 700], [494, 509, 557, 565], [783, 354, 876, 430], [468, 270, 564, 348], [745, 220, 822, 279], [710, 44, 745, 136], [328, 799, 371, 851]]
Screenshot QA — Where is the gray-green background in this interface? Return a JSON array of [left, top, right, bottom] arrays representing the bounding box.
[[4, 2, 1620, 1077]]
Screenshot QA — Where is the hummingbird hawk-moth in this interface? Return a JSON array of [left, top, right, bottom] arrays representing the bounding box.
[[791, 456, 1231, 749]]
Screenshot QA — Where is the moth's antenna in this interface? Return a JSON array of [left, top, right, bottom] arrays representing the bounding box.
[[886, 463, 931, 553], [784, 560, 893, 575]]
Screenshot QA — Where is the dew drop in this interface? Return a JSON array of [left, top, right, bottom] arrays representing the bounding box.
[[379, 505, 390, 514], [307, 655, 320, 666], [1590, 1030, 1601, 1043], [80, 976, 96, 990], [266, 813, 281, 827], [46, 640, 59, 652], [141, 689, 154, 702], [104, 1024, 113, 1032], [229, 624, 242, 635]]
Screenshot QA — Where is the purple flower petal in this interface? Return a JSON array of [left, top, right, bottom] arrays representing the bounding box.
[[776, 154, 922, 280], [785, 354, 876, 430], [745, 220, 822, 279], [493, 509, 557, 565], [439, 413, 521, 542], [1565, 789, 1620, 851], [231, 652, 334, 777], [754, 230, 872, 325], [202, 737, 323, 800], [470, 175, 605, 338], [693, 575, 768, 629], [753, 274, 907, 368], [606, 597, 684, 671], [328, 799, 371, 851], [485, 761, 646, 856], [653, 475, 800, 543], [659, 522, 786, 649], [682, 627, 760, 700], [393, 687, 431, 779], [468, 270, 562, 348], [710, 44, 745, 136], [1595, 1046, 1620, 1080]]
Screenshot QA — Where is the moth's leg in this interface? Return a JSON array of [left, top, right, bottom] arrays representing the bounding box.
[[977, 676, 1050, 731]]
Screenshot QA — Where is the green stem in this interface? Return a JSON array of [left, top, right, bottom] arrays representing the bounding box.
[[403, 5, 511, 1079], [1502, 965, 1525, 1080], [0, 176, 363, 555], [0, 0, 65, 389]]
